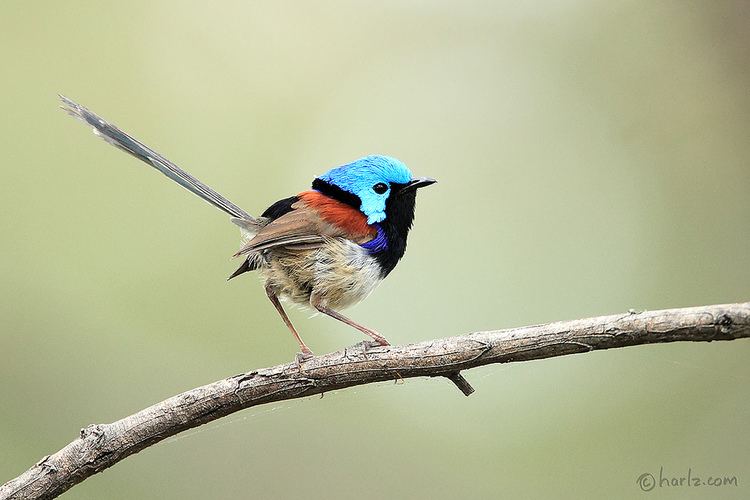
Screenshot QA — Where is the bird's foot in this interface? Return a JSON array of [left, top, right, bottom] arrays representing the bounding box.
[[354, 340, 388, 352], [295, 350, 315, 365]]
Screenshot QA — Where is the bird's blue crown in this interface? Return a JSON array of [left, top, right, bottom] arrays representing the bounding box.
[[317, 155, 412, 224]]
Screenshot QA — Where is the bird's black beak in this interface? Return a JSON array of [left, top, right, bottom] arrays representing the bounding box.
[[401, 177, 437, 192]]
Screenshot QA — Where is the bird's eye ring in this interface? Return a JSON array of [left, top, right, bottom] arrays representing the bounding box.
[[372, 182, 388, 194]]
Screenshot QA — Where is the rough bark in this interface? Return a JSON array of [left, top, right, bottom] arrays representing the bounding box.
[[2, 302, 748, 500]]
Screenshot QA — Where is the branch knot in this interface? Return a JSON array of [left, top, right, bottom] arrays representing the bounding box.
[[717, 313, 733, 334]]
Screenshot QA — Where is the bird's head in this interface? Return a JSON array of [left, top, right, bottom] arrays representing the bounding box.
[[312, 155, 436, 224]]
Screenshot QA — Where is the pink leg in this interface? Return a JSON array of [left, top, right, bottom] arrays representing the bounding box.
[[310, 294, 390, 346], [265, 285, 314, 357]]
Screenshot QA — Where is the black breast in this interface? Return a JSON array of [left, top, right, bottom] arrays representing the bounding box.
[[373, 188, 417, 278]]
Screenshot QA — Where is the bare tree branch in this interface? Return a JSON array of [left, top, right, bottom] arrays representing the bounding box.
[[2, 302, 748, 499]]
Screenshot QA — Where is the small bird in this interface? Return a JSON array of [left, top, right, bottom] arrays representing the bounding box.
[[60, 96, 436, 357]]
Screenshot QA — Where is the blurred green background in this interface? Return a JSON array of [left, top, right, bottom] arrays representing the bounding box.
[[1, 1, 749, 499]]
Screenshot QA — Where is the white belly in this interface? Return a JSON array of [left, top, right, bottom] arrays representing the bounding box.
[[261, 238, 383, 310]]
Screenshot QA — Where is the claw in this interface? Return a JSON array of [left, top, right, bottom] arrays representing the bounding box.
[[358, 340, 387, 352], [373, 336, 390, 347], [296, 351, 314, 363]]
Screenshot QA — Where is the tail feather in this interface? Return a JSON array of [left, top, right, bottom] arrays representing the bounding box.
[[227, 254, 263, 280], [59, 95, 256, 222]]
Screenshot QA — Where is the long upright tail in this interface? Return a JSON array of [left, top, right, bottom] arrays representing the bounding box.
[[59, 95, 256, 222]]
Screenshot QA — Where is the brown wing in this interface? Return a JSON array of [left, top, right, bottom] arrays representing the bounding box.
[[234, 201, 343, 256]]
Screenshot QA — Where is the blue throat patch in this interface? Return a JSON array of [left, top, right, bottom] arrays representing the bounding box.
[[360, 224, 388, 253]]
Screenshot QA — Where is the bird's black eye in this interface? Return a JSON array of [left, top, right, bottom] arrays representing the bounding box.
[[372, 182, 388, 194]]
